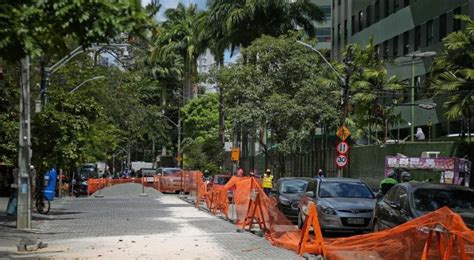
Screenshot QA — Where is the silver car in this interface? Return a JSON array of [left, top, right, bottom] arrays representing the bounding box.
[[298, 178, 376, 233]]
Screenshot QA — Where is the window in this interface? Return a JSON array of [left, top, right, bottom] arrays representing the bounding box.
[[404, 0, 410, 7], [352, 15, 356, 34], [337, 24, 341, 42], [384, 0, 390, 17], [392, 36, 398, 57], [414, 26, 420, 51], [439, 14, 447, 40], [358, 11, 364, 31], [384, 186, 399, 202], [375, 0, 380, 22], [403, 31, 410, 55], [383, 40, 389, 58], [318, 182, 374, 199], [453, 7, 461, 31], [332, 0, 335, 9], [366, 6, 372, 27], [393, 0, 399, 12], [426, 20, 433, 46], [338, 0, 341, 6], [344, 20, 348, 45], [320, 6, 332, 20], [316, 28, 331, 43]]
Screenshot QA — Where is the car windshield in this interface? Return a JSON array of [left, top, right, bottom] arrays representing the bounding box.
[[279, 180, 308, 194], [413, 188, 474, 212], [162, 169, 181, 176], [319, 182, 374, 198], [214, 176, 231, 185]]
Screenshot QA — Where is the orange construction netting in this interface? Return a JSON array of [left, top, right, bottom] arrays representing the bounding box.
[[189, 176, 474, 259], [87, 177, 161, 194]]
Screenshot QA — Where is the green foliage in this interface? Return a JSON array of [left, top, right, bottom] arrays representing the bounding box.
[[0, 0, 154, 62], [219, 34, 339, 175], [181, 94, 223, 172], [0, 68, 19, 166], [345, 39, 403, 143], [432, 15, 474, 121]]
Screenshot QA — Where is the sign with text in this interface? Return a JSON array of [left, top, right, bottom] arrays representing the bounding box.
[[336, 141, 349, 154], [335, 154, 349, 168]]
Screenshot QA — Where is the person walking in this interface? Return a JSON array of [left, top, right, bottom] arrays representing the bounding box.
[[262, 169, 273, 195]]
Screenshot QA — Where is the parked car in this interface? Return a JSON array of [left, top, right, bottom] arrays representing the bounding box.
[[373, 182, 474, 231], [272, 177, 312, 223], [298, 178, 376, 233], [137, 168, 157, 183], [158, 167, 183, 193]]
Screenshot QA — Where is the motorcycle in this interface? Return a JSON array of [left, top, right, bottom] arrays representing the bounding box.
[[73, 178, 88, 197]]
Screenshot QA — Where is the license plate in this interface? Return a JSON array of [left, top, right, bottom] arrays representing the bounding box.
[[146, 177, 154, 182], [347, 218, 365, 225]]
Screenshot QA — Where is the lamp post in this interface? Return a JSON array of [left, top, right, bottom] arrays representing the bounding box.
[[296, 41, 354, 178], [69, 76, 105, 93], [410, 51, 437, 142]]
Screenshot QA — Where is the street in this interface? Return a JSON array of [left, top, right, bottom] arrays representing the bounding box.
[[0, 184, 300, 259]]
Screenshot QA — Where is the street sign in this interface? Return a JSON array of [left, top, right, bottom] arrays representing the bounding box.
[[231, 148, 240, 161], [336, 125, 351, 141], [336, 141, 350, 154], [176, 155, 182, 162], [335, 154, 349, 168]]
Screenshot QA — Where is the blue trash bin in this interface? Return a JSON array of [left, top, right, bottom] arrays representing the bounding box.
[[42, 168, 57, 201]]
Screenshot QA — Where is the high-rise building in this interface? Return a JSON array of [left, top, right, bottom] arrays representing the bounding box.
[[332, 0, 473, 139], [312, 0, 333, 50]]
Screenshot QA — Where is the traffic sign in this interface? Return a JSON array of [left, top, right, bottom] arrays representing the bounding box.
[[231, 148, 240, 161], [335, 154, 349, 168], [336, 125, 351, 141], [336, 141, 350, 154], [176, 155, 182, 162]]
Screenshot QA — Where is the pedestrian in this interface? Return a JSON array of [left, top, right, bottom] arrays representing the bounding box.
[[262, 169, 273, 195], [236, 167, 244, 177], [400, 171, 412, 182], [379, 171, 398, 195]]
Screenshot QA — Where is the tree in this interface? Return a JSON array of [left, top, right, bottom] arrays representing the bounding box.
[[345, 40, 403, 143], [206, 0, 325, 157], [180, 93, 222, 173], [219, 34, 339, 177], [432, 15, 474, 138], [154, 3, 208, 101]]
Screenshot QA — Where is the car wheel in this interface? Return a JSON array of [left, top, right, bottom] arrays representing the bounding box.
[[373, 219, 381, 232]]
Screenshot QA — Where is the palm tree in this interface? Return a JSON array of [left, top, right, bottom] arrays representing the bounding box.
[[154, 3, 208, 101], [347, 39, 403, 144], [432, 15, 474, 140]]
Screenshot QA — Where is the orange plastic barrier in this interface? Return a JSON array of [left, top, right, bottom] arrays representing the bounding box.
[[87, 177, 161, 194], [186, 176, 474, 259]]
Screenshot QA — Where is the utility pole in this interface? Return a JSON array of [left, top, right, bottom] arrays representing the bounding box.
[[18, 56, 32, 229]]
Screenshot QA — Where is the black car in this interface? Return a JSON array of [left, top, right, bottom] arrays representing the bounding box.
[[273, 177, 312, 223], [373, 182, 474, 231]]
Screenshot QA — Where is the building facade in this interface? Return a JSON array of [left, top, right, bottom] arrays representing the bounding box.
[[332, 0, 473, 139], [312, 0, 333, 50]]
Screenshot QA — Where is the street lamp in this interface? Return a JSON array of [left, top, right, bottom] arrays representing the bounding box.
[[410, 51, 437, 142], [69, 76, 105, 93]]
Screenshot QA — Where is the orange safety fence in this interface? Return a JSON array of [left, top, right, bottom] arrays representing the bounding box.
[[87, 176, 161, 194], [186, 176, 474, 258]]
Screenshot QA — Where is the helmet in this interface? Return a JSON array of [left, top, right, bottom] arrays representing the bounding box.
[[266, 169, 271, 173], [401, 171, 411, 182], [387, 171, 396, 179]]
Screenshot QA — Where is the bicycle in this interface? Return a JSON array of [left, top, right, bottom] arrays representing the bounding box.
[[34, 190, 51, 215]]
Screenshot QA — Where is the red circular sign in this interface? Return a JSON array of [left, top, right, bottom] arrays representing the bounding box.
[[336, 141, 350, 154], [335, 154, 349, 168]]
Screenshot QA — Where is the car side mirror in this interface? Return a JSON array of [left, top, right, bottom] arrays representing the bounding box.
[[305, 191, 315, 197], [376, 193, 383, 200]]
